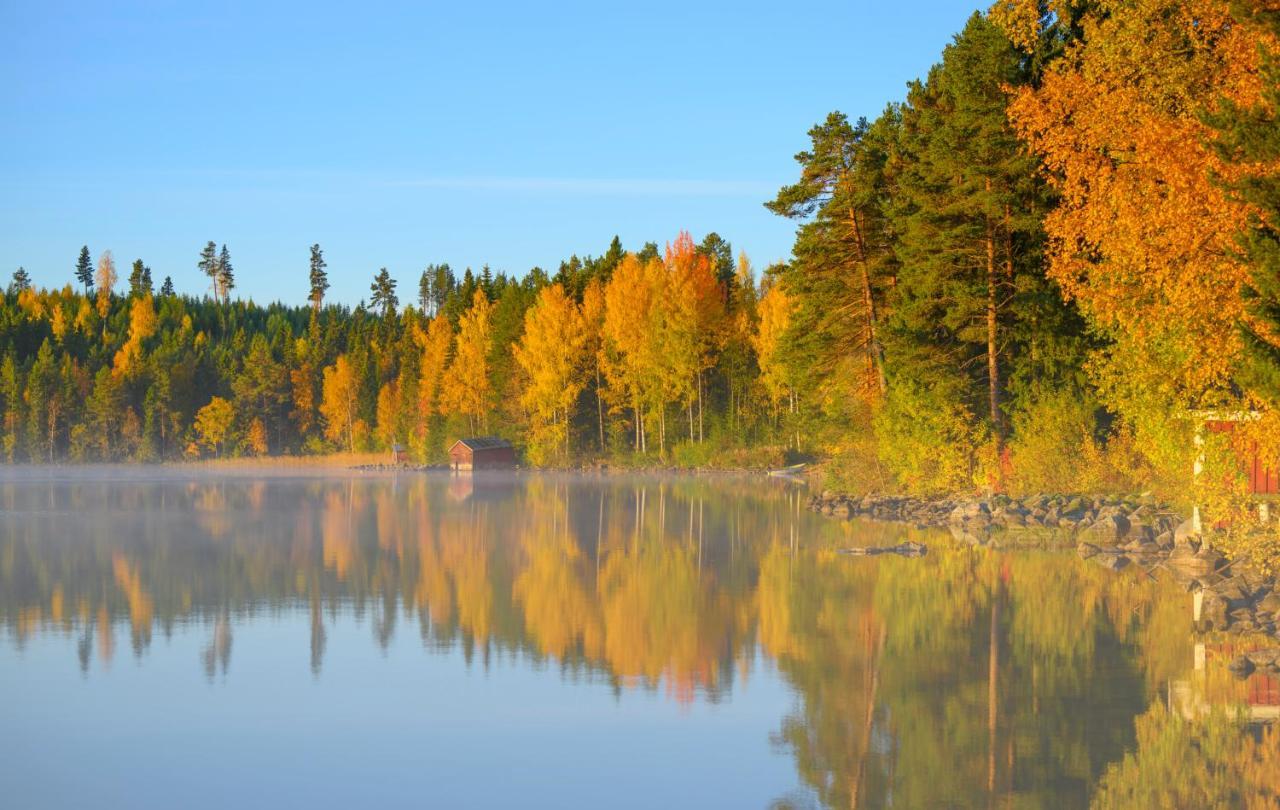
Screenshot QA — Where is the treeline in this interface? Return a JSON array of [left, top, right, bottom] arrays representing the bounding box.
[[0, 232, 780, 466], [2, 0, 1279, 508]]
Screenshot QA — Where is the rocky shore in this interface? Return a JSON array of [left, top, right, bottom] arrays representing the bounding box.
[[807, 491, 1184, 547]]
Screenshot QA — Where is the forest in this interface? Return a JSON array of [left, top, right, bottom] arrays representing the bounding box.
[[2, 0, 1279, 507]]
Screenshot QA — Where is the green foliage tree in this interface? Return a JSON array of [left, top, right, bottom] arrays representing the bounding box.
[[308, 244, 328, 312], [75, 245, 93, 292], [9, 267, 31, 295], [370, 268, 398, 318]]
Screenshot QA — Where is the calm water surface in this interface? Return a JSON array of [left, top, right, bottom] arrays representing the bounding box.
[[0, 469, 1236, 808]]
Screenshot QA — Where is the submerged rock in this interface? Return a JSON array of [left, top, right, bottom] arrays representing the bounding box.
[[839, 541, 928, 558]]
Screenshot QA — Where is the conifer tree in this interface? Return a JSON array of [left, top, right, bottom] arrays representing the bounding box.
[[370, 268, 398, 318], [198, 241, 218, 299], [889, 13, 1056, 447], [767, 110, 896, 401], [75, 246, 94, 292], [9, 267, 31, 294], [217, 245, 234, 303], [159, 276, 175, 297], [308, 244, 328, 312], [128, 259, 153, 297]]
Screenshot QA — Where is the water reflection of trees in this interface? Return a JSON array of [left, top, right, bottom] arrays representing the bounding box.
[[0, 473, 1269, 807]]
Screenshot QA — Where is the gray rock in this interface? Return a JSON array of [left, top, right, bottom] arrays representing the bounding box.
[[1080, 514, 1131, 544]]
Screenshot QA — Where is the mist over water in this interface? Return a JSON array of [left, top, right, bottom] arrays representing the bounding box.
[[0, 469, 1235, 808]]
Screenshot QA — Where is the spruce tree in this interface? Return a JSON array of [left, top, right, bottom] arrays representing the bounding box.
[[308, 244, 329, 312], [160, 276, 175, 297], [128, 259, 151, 297], [75, 246, 94, 292]]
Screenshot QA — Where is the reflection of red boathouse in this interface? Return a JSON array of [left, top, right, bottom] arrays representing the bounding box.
[[1205, 641, 1280, 720], [1173, 639, 1280, 723]]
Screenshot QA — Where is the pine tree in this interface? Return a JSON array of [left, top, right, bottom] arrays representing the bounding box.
[[9, 267, 31, 294], [888, 13, 1058, 448], [217, 244, 235, 303], [198, 241, 218, 299], [159, 276, 175, 297], [370, 268, 398, 318], [767, 110, 897, 401], [308, 244, 328, 312]]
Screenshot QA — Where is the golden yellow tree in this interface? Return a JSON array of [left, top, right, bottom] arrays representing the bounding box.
[[1002, 0, 1275, 462], [603, 254, 668, 452], [513, 283, 589, 465], [580, 279, 609, 452], [112, 295, 157, 375], [320, 354, 359, 452], [440, 291, 493, 434], [415, 315, 453, 440], [95, 251, 117, 318], [375, 379, 401, 449], [665, 232, 726, 442], [246, 417, 268, 456], [753, 280, 793, 417], [194, 396, 235, 457]]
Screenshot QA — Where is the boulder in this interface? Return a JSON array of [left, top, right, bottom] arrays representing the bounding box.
[[1080, 514, 1131, 544], [1173, 518, 1200, 548], [1168, 544, 1224, 575]]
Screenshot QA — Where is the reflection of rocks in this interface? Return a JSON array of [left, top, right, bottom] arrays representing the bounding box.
[[837, 541, 928, 558], [1232, 648, 1280, 675], [1182, 562, 1280, 644]]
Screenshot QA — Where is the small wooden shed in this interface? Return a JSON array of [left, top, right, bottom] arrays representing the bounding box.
[[448, 437, 516, 471], [390, 443, 409, 465]]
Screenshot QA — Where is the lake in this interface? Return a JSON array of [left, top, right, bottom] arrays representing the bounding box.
[[0, 468, 1248, 808]]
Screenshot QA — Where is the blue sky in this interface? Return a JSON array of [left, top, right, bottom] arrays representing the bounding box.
[[1, 0, 981, 306]]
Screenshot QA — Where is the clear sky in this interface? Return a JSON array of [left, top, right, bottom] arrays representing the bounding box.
[[1, 0, 982, 306]]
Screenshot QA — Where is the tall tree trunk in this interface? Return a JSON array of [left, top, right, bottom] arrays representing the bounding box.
[[697, 370, 704, 443], [596, 367, 605, 452], [849, 209, 887, 397]]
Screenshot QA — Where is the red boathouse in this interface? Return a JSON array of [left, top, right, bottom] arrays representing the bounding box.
[[448, 437, 516, 471]]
